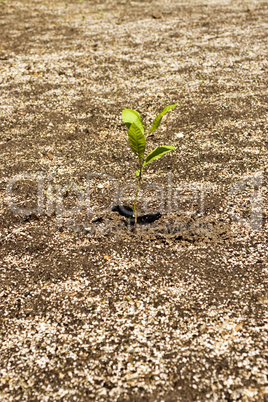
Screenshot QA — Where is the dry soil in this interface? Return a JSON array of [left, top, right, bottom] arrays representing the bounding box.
[[0, 0, 268, 401]]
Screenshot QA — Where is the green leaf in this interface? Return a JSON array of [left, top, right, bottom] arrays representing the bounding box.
[[122, 109, 144, 135], [149, 104, 178, 134], [128, 123, 146, 161], [144, 145, 176, 167], [135, 169, 144, 177]]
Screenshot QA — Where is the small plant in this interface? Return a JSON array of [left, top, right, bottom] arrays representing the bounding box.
[[122, 104, 178, 225]]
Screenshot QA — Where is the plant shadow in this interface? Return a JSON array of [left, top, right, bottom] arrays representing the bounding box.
[[111, 205, 162, 226]]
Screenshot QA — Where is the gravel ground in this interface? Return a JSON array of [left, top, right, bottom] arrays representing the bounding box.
[[0, 0, 268, 401]]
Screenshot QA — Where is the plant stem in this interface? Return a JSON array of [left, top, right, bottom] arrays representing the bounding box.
[[133, 165, 142, 226]]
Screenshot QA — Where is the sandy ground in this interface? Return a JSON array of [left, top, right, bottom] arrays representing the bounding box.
[[0, 0, 268, 400]]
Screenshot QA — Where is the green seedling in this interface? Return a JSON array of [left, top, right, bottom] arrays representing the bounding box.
[[122, 104, 178, 225]]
